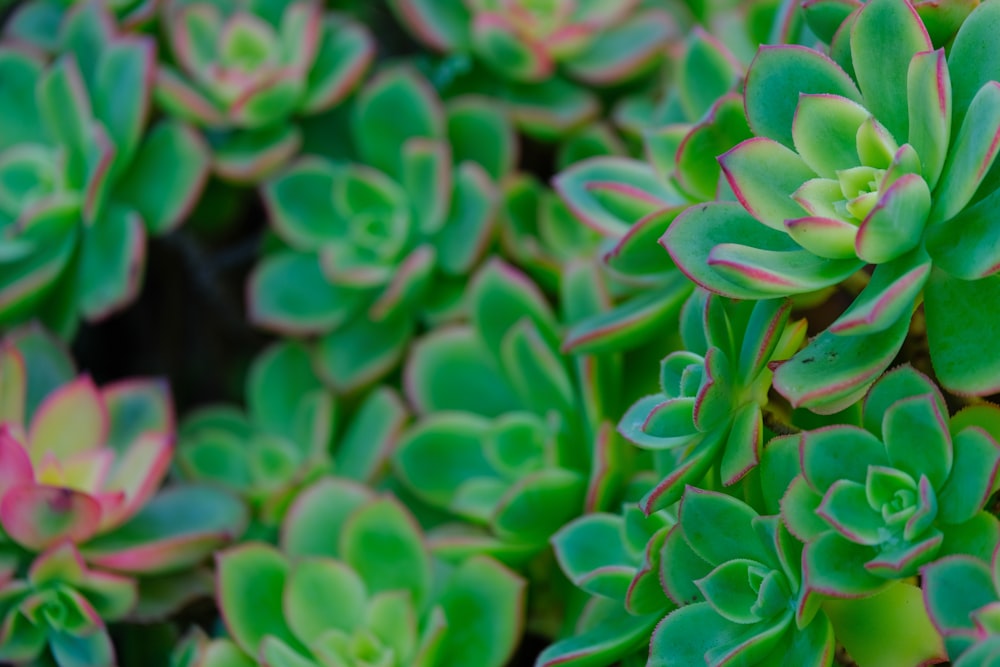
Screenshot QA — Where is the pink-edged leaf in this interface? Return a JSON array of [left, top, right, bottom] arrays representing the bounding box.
[[925, 185, 1000, 280], [551, 513, 630, 586], [503, 77, 599, 140], [215, 542, 303, 657], [947, 0, 1000, 127], [565, 9, 673, 85], [172, 3, 220, 78], [101, 378, 173, 451], [28, 375, 107, 463], [719, 137, 814, 231], [278, 2, 322, 76], [784, 216, 858, 260], [802, 531, 884, 597], [553, 156, 680, 237], [472, 12, 553, 83], [674, 93, 752, 202], [855, 174, 930, 264], [718, 402, 762, 486], [336, 386, 408, 483], [283, 558, 366, 646], [0, 483, 101, 549], [100, 432, 172, 529], [883, 394, 951, 488], [817, 479, 884, 545], [0, 428, 32, 498], [94, 36, 155, 178], [535, 607, 662, 667], [154, 66, 226, 126], [402, 139, 451, 235], [114, 120, 211, 235], [744, 45, 862, 149], [800, 426, 888, 492], [435, 161, 497, 276], [865, 529, 943, 577], [80, 484, 248, 575], [76, 206, 147, 321], [301, 16, 375, 113], [707, 243, 861, 296], [850, 0, 932, 142], [928, 81, 1000, 226], [262, 156, 341, 250], [925, 269, 1000, 396], [678, 487, 772, 567], [213, 124, 302, 184], [447, 95, 516, 181], [81, 122, 116, 225], [388, 0, 470, 51], [907, 49, 951, 190], [773, 311, 910, 414], [781, 475, 829, 543], [921, 553, 993, 638], [312, 309, 415, 393], [638, 432, 722, 514], [737, 298, 793, 380], [353, 66, 443, 180], [828, 249, 929, 335], [368, 244, 435, 321], [802, 0, 863, 43], [248, 251, 363, 336], [792, 93, 870, 178], [938, 426, 1000, 525]]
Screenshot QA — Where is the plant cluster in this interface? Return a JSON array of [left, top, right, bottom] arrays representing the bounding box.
[[1, 0, 1000, 666]]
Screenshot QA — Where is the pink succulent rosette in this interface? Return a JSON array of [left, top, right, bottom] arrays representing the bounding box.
[[0, 349, 173, 553]]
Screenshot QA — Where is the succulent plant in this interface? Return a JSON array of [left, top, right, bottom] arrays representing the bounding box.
[[177, 341, 408, 532], [0, 325, 248, 666], [775, 365, 1000, 599], [618, 290, 805, 513], [5, 0, 161, 53], [923, 541, 1000, 666], [661, 0, 1000, 409], [155, 0, 375, 182], [802, 0, 979, 49], [388, 0, 677, 138], [537, 490, 675, 667], [174, 477, 526, 667], [0, 3, 210, 337], [651, 487, 836, 667], [250, 66, 515, 392]]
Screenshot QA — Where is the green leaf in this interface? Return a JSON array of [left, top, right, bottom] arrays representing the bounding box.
[[436, 556, 525, 667], [213, 125, 302, 184], [720, 137, 814, 231], [312, 310, 414, 393], [696, 558, 771, 624], [492, 469, 587, 543], [802, 531, 883, 597], [249, 251, 364, 335], [680, 488, 772, 567], [94, 36, 153, 180], [301, 17, 375, 114], [744, 45, 862, 149], [882, 394, 952, 488], [216, 543, 303, 656], [447, 97, 515, 181], [247, 341, 325, 438], [340, 496, 430, 606], [76, 207, 145, 320], [535, 607, 662, 667], [816, 479, 884, 545], [0, 49, 46, 150], [828, 250, 929, 335], [337, 387, 408, 483], [353, 66, 442, 180], [387, 0, 469, 51], [907, 49, 951, 190], [947, 0, 1000, 128], [281, 477, 373, 558], [773, 311, 910, 414], [791, 93, 869, 178], [469, 258, 557, 360], [284, 558, 366, 645], [922, 554, 993, 637], [937, 426, 1000, 525], [855, 174, 930, 264], [648, 601, 783, 667], [850, 0, 932, 142], [929, 81, 1000, 226], [435, 162, 496, 276], [825, 582, 945, 667], [800, 426, 888, 491], [404, 326, 519, 417], [925, 183, 1000, 281], [472, 14, 551, 83], [565, 10, 672, 85], [925, 269, 1000, 396], [551, 514, 630, 585]]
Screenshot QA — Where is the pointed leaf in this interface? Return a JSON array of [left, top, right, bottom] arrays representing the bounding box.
[[719, 138, 814, 231], [907, 49, 951, 189]]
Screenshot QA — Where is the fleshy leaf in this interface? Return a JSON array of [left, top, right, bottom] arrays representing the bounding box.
[[882, 393, 951, 488], [680, 488, 771, 567], [720, 138, 814, 231], [907, 49, 951, 190]]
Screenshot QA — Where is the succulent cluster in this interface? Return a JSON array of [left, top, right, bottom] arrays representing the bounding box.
[[2, 0, 1000, 666]]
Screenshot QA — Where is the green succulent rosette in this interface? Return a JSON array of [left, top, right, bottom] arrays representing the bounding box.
[[0, 325, 248, 667], [537, 489, 676, 667], [618, 290, 805, 513], [249, 65, 514, 393], [0, 4, 210, 336], [174, 477, 525, 667], [924, 541, 1000, 666], [177, 341, 408, 532], [662, 0, 1000, 410], [5, 0, 161, 52], [388, 0, 677, 138], [650, 487, 835, 667], [393, 258, 626, 564], [155, 0, 375, 183], [773, 365, 1000, 600], [802, 0, 978, 51]]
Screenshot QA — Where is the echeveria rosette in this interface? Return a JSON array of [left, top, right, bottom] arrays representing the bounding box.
[[662, 0, 1000, 408], [650, 487, 835, 667], [250, 66, 513, 393], [0, 543, 136, 667], [177, 340, 408, 531], [156, 0, 375, 183], [536, 498, 676, 667], [394, 259, 600, 562], [0, 4, 210, 337], [5, 0, 161, 53], [175, 477, 525, 667], [0, 326, 248, 667], [778, 365, 1000, 602], [923, 542, 1000, 666], [618, 290, 806, 514], [388, 0, 676, 138]]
